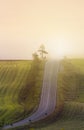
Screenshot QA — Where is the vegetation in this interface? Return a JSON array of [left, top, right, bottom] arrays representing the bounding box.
[[38, 44, 48, 59], [70, 59, 84, 102], [0, 45, 47, 128], [58, 59, 79, 102], [0, 60, 43, 127], [18, 53, 45, 114], [0, 60, 32, 126], [11, 58, 84, 130], [0, 58, 84, 130]]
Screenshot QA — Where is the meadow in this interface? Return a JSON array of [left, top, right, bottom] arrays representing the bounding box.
[[12, 58, 84, 130], [39, 58, 84, 130], [0, 60, 40, 126], [0, 59, 84, 130]]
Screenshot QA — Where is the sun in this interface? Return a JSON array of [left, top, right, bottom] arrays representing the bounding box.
[[46, 38, 70, 59], [56, 43, 67, 58], [50, 44, 67, 59]]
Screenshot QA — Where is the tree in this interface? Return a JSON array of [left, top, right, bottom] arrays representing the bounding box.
[[38, 44, 48, 59], [32, 52, 39, 62]]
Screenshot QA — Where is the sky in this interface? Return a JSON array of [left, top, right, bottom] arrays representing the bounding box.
[[0, 0, 84, 59]]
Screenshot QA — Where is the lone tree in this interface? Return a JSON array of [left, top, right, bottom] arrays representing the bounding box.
[[32, 52, 39, 61], [38, 44, 48, 59]]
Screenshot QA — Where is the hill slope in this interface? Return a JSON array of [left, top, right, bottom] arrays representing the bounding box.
[[0, 60, 37, 126]]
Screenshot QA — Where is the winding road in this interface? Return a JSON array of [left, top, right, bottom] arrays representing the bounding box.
[[2, 60, 59, 129]]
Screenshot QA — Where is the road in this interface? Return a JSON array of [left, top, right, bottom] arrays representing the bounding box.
[[2, 60, 59, 129]]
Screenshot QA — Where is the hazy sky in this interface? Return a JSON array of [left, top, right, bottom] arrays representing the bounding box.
[[0, 0, 84, 59]]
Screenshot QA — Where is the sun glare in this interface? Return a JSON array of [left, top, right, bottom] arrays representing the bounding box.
[[50, 44, 66, 59], [46, 38, 71, 59], [57, 43, 68, 58]]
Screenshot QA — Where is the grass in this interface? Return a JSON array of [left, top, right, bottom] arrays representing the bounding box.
[[0, 59, 45, 127], [34, 59, 84, 130], [70, 58, 84, 72], [0, 60, 35, 125], [70, 59, 84, 102], [34, 58, 84, 130], [11, 58, 84, 130], [0, 59, 84, 130]]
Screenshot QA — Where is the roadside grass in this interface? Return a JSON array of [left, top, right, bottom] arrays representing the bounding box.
[[0, 59, 45, 128], [0, 60, 33, 125], [11, 58, 84, 130], [35, 58, 84, 130], [0, 59, 84, 130], [8, 102, 84, 130], [70, 58, 84, 72], [70, 59, 84, 102]]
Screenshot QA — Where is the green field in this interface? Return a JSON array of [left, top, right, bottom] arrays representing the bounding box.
[[0, 59, 84, 130], [70, 59, 84, 72], [70, 59, 84, 102], [0, 61, 31, 124], [35, 59, 84, 130], [0, 60, 40, 126], [39, 58, 84, 130], [30, 59, 84, 130], [13, 58, 84, 130]]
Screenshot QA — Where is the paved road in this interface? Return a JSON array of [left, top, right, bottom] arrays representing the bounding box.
[[2, 60, 59, 129]]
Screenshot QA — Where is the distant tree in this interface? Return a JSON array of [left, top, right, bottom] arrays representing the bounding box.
[[32, 52, 39, 62], [38, 44, 48, 59]]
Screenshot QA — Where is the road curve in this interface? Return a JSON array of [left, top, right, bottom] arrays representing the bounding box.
[[2, 60, 59, 130]]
